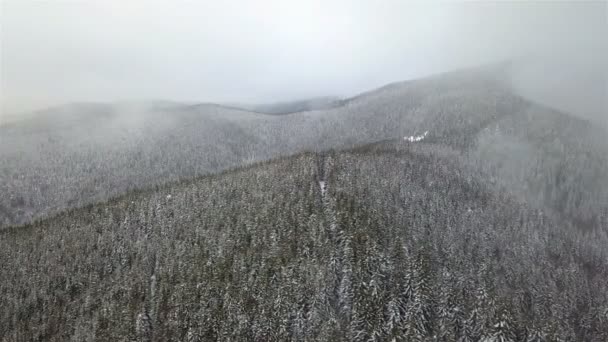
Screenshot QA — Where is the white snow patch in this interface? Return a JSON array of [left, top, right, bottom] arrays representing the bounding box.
[[319, 181, 327, 197], [404, 130, 429, 142]]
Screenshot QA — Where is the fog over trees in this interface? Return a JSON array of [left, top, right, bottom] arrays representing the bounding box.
[[1, 1, 606, 341], [1, 68, 607, 340], [2, 67, 607, 230], [2, 144, 607, 340]]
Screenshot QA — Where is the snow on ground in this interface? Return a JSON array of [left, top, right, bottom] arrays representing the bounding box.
[[404, 130, 429, 142], [319, 181, 327, 197]]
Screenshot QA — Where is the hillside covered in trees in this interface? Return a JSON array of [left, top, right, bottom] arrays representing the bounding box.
[[2, 141, 607, 341], [3, 66, 607, 231]]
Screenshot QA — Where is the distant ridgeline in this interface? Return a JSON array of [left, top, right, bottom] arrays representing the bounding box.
[[1, 143, 607, 341], [2, 66, 608, 233]]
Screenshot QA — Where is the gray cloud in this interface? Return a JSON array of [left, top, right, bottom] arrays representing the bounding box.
[[1, 1, 606, 124]]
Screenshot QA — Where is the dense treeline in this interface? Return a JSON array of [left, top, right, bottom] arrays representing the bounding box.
[[329, 144, 608, 340], [2, 145, 606, 341]]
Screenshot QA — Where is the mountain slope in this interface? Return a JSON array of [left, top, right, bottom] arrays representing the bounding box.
[[1, 66, 607, 230], [227, 96, 343, 114], [2, 145, 607, 341]]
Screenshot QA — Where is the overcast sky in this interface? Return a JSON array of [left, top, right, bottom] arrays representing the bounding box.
[[1, 1, 606, 122]]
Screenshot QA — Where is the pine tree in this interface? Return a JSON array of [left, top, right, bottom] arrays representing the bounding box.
[[482, 308, 516, 342], [136, 311, 153, 342]]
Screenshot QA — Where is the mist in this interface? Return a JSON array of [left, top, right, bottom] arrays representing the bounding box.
[[4, 3, 608, 338], [1, 1, 606, 125]]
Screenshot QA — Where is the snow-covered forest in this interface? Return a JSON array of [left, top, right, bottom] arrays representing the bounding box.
[[3, 1, 606, 340], [2, 65, 608, 341], [2, 67, 607, 231], [1, 142, 607, 341]]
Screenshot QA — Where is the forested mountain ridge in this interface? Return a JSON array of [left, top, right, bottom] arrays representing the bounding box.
[[1, 143, 607, 341], [2, 66, 607, 230], [226, 96, 343, 114]]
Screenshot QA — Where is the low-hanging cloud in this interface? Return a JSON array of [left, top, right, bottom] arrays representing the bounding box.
[[1, 1, 606, 125]]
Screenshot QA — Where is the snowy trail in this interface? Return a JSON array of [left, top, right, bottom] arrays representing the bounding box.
[[317, 153, 329, 201], [317, 154, 338, 233], [319, 180, 327, 197]]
